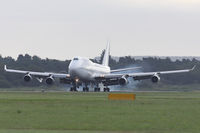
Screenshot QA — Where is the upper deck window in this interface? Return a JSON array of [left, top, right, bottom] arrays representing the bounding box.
[[73, 58, 79, 61]]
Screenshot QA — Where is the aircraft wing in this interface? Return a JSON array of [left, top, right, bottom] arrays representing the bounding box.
[[95, 66, 195, 80], [130, 66, 195, 80], [4, 65, 70, 78], [110, 67, 141, 73]]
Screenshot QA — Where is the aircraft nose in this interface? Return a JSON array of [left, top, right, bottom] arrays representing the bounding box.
[[69, 64, 81, 76], [68, 59, 86, 77]]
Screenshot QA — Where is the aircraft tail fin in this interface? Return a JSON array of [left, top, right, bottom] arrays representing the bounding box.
[[102, 42, 110, 66]]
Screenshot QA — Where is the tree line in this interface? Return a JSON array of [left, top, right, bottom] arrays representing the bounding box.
[[0, 53, 199, 88]]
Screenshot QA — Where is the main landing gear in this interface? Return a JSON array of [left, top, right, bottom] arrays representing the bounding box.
[[70, 87, 78, 92], [70, 87, 110, 92], [82, 83, 89, 92], [94, 87, 100, 92], [103, 87, 110, 92], [69, 82, 110, 92], [83, 87, 89, 92], [94, 83, 100, 92]]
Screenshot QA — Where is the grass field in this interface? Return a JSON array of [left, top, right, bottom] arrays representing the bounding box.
[[0, 91, 200, 133]]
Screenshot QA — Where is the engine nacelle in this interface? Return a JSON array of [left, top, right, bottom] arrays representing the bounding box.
[[23, 74, 32, 82], [151, 74, 160, 83], [119, 76, 129, 86], [46, 76, 55, 85]]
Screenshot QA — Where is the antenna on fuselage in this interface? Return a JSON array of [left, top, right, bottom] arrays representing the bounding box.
[[102, 41, 110, 66]]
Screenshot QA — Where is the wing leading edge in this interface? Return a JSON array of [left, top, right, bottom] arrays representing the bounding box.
[[111, 67, 142, 73], [95, 66, 195, 80]]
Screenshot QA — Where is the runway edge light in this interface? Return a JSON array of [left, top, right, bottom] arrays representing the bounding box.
[[108, 93, 136, 100]]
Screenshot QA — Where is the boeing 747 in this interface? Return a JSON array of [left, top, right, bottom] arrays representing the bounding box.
[[4, 43, 195, 92]]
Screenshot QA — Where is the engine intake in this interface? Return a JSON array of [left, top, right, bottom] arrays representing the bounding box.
[[151, 75, 160, 83], [46, 76, 55, 85], [23, 74, 32, 82], [119, 76, 129, 86]]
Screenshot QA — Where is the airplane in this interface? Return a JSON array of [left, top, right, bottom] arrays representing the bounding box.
[[4, 42, 195, 92]]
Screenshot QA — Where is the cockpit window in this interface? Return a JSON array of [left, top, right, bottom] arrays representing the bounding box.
[[73, 58, 79, 61]]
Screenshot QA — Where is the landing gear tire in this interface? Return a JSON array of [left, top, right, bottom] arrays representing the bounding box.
[[104, 88, 110, 92], [83, 87, 89, 92], [41, 89, 45, 93], [94, 88, 100, 92], [70, 87, 77, 92]]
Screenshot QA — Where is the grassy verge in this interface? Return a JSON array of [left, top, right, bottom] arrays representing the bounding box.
[[0, 91, 199, 133]]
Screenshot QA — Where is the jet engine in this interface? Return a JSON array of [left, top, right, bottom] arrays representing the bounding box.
[[23, 74, 32, 82], [151, 74, 160, 83], [46, 76, 55, 85], [119, 76, 129, 86]]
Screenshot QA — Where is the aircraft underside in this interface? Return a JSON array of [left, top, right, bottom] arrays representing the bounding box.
[[68, 79, 111, 92]]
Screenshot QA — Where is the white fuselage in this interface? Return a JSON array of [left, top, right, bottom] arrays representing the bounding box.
[[68, 57, 110, 81]]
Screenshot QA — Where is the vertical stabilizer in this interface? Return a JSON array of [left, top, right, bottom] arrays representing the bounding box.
[[102, 42, 110, 66]]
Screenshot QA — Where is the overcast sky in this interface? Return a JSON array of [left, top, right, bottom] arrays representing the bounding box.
[[0, 0, 200, 60]]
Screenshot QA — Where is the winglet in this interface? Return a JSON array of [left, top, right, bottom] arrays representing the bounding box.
[[4, 65, 7, 71], [191, 65, 196, 71]]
